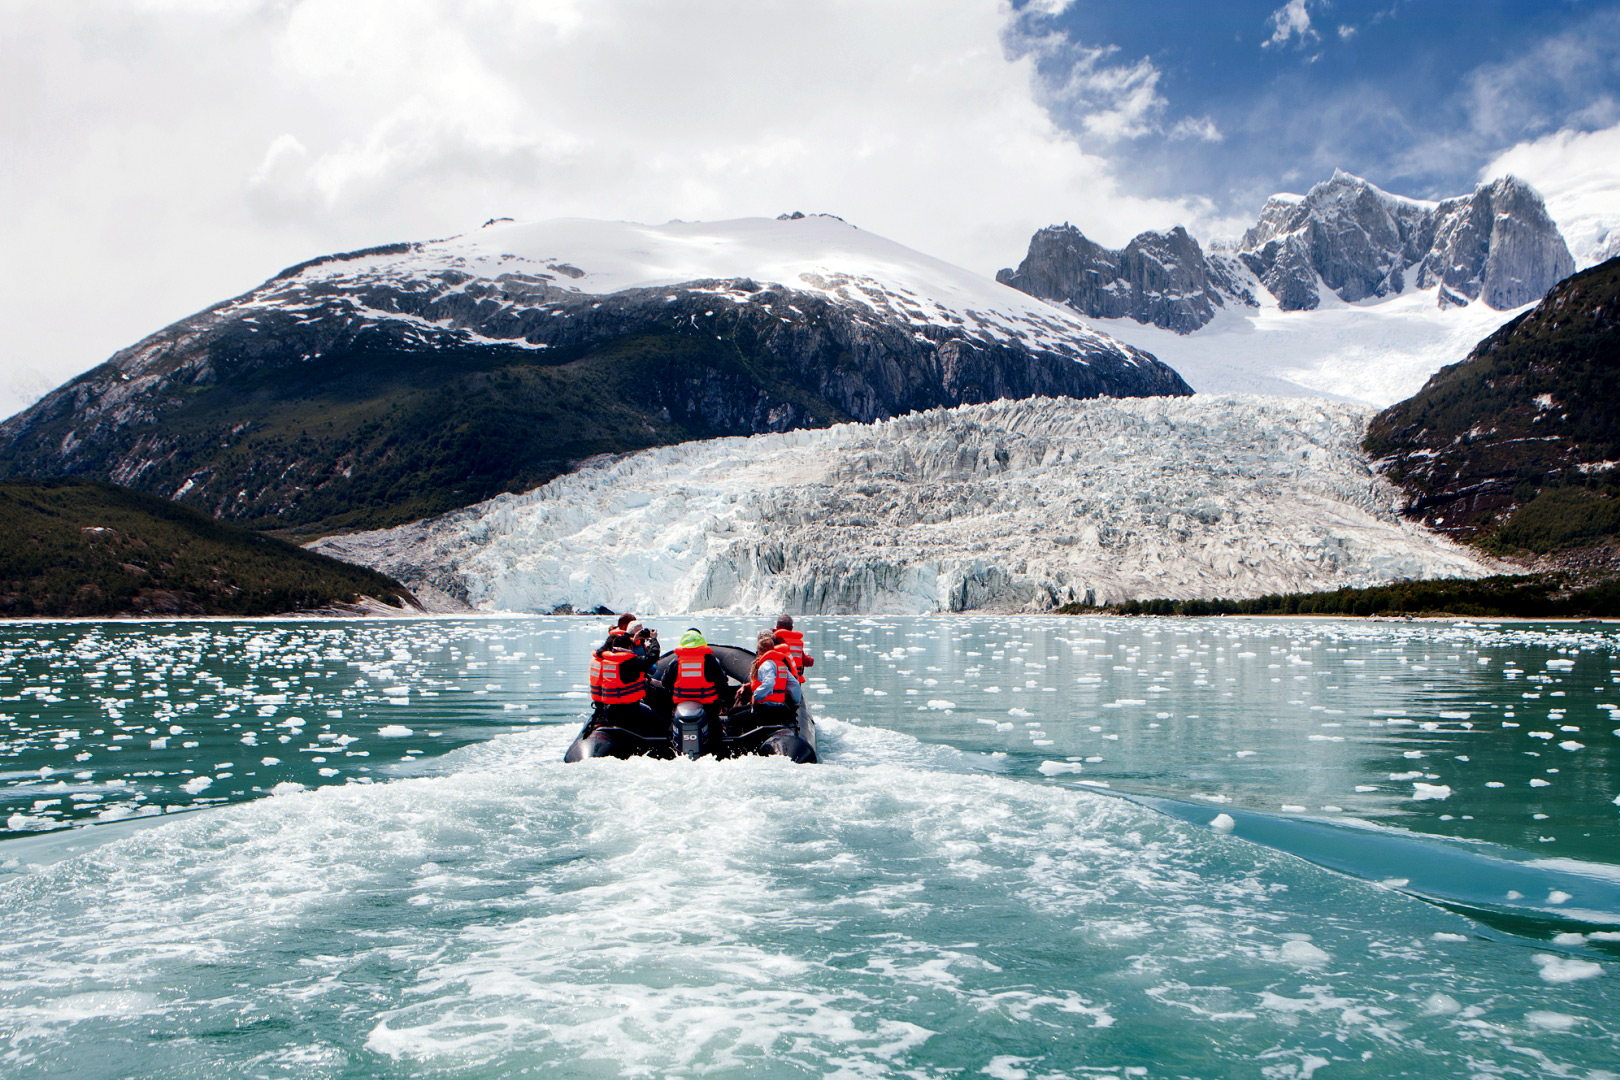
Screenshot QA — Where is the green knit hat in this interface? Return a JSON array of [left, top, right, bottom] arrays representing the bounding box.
[[679, 629, 706, 649]]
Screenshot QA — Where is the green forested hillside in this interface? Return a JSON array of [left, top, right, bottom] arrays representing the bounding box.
[[1060, 573, 1620, 619], [0, 479, 415, 617], [1365, 256, 1620, 550]]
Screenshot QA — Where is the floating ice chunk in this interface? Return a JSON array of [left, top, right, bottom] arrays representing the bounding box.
[[1354, 784, 1378, 792], [1486, 781, 1505, 788], [1037, 760, 1083, 776], [1546, 659, 1575, 669], [1277, 939, 1330, 966], [1422, 992, 1462, 1014], [318, 768, 340, 777], [1209, 813, 1235, 832], [1281, 804, 1306, 812], [382, 686, 410, 697], [180, 776, 212, 795], [1430, 933, 1467, 944], [925, 700, 956, 710], [1532, 954, 1602, 983], [1389, 771, 1423, 781], [1559, 740, 1584, 751], [1525, 1010, 1581, 1031], [270, 781, 306, 796], [149, 737, 167, 750], [1547, 890, 1572, 905], [1530, 778, 1551, 787], [1008, 708, 1032, 717], [261, 756, 280, 765], [377, 725, 414, 738], [1413, 783, 1451, 801]]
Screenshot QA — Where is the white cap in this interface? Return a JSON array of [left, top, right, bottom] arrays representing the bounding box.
[[626, 620, 644, 636]]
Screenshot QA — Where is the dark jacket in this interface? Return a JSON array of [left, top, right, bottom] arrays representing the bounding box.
[[596, 637, 661, 683]]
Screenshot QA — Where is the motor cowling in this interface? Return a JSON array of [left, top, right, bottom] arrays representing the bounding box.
[[672, 701, 709, 759]]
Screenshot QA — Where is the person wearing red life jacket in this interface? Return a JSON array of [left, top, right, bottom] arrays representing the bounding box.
[[668, 628, 731, 725], [746, 630, 802, 730], [584, 630, 663, 738], [772, 615, 814, 680]]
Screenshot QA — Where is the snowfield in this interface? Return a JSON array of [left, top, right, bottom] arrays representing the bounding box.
[[312, 395, 1502, 615], [1089, 281, 1531, 407]]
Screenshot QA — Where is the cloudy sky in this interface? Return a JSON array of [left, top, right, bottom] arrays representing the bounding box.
[[3, 0, 1619, 418]]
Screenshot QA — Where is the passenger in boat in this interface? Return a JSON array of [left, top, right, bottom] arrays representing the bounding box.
[[668, 628, 731, 725], [603, 618, 660, 662], [625, 620, 669, 712], [748, 630, 802, 725], [586, 631, 663, 738], [772, 615, 814, 680]]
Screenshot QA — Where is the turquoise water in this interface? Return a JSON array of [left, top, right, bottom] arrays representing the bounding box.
[[1, 615, 1617, 1077]]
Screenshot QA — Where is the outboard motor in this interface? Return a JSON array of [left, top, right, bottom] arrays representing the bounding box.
[[672, 702, 710, 759]]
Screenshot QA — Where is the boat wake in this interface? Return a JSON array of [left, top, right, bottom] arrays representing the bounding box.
[[2, 717, 1615, 1078]]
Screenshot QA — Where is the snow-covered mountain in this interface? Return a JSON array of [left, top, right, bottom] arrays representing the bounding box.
[[1241, 172, 1573, 312], [997, 172, 1576, 406], [311, 395, 1499, 616], [255, 212, 1171, 364], [0, 214, 1186, 532]]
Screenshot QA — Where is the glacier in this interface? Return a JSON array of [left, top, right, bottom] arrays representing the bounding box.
[[312, 395, 1501, 616]]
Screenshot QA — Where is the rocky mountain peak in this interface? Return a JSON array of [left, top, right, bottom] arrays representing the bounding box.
[[1000, 171, 1576, 332], [995, 224, 1255, 335]]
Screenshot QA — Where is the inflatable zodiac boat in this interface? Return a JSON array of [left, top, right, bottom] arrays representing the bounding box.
[[564, 644, 818, 763]]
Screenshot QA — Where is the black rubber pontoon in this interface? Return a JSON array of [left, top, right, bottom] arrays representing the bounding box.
[[564, 643, 817, 763]]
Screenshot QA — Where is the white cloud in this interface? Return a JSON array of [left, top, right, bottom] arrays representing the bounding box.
[[1264, 0, 1318, 49], [1004, 15, 1226, 150], [1169, 116, 1224, 143], [1012, 33, 1170, 141], [1481, 122, 1620, 268], [0, 0, 1212, 418]]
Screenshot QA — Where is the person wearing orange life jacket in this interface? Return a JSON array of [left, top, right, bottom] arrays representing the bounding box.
[[585, 630, 663, 739], [748, 630, 803, 723], [668, 627, 732, 723], [772, 614, 814, 680]]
